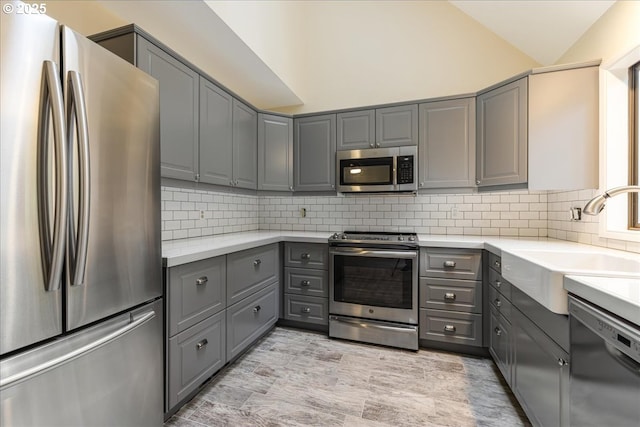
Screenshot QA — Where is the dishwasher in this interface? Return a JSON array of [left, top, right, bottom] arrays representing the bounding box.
[[568, 295, 640, 426]]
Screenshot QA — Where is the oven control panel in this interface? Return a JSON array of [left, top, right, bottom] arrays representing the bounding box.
[[329, 231, 418, 247]]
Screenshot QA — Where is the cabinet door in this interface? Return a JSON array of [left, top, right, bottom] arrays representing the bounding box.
[[199, 78, 233, 186], [476, 78, 527, 187], [294, 114, 336, 191], [337, 110, 375, 150], [375, 105, 418, 147], [512, 307, 569, 427], [419, 98, 476, 189], [258, 114, 293, 191], [232, 99, 258, 189], [137, 36, 199, 181], [489, 307, 512, 385]]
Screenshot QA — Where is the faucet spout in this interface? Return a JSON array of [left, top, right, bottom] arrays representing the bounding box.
[[583, 185, 640, 215]]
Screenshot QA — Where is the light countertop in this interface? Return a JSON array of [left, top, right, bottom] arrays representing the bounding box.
[[162, 231, 639, 325]]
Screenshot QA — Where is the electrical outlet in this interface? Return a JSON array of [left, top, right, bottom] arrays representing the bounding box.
[[451, 206, 461, 219], [199, 210, 205, 219], [300, 208, 307, 218]]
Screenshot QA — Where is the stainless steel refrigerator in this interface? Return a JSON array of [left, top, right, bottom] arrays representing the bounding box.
[[0, 3, 163, 425]]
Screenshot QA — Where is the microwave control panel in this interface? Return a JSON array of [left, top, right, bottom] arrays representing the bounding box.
[[397, 156, 414, 184]]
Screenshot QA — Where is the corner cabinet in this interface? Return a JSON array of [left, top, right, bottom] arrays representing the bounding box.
[[258, 114, 293, 191], [136, 36, 200, 182], [418, 98, 476, 189], [476, 78, 528, 188], [294, 114, 336, 191]]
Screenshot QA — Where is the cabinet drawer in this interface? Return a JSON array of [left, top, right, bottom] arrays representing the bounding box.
[[168, 256, 226, 336], [226, 283, 278, 361], [488, 267, 512, 300], [419, 309, 482, 347], [284, 242, 328, 269], [420, 248, 482, 280], [488, 252, 502, 273], [283, 294, 328, 325], [227, 243, 279, 306], [420, 278, 482, 313], [488, 282, 513, 320], [284, 267, 328, 297], [168, 311, 226, 410]]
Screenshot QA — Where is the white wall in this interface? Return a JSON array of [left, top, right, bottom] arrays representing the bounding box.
[[43, 0, 126, 36], [208, 0, 539, 114]]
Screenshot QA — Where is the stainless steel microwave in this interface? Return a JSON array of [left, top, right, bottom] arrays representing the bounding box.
[[336, 146, 417, 193]]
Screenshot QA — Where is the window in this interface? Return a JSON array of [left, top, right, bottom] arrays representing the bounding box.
[[631, 61, 640, 230]]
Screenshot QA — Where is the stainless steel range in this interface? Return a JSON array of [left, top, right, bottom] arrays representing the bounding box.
[[329, 231, 419, 350]]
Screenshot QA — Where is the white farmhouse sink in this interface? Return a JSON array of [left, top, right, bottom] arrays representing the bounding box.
[[501, 249, 640, 315]]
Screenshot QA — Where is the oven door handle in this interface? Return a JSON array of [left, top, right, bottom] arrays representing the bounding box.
[[330, 316, 418, 332], [330, 247, 417, 259]]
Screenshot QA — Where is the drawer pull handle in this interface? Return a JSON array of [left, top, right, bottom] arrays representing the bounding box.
[[300, 280, 311, 287], [443, 261, 456, 268], [444, 292, 456, 301], [495, 299, 502, 308], [196, 276, 208, 286], [495, 280, 502, 288], [494, 260, 501, 268], [196, 339, 208, 350], [253, 259, 261, 267], [301, 307, 311, 314], [301, 253, 311, 260], [494, 327, 502, 336], [253, 305, 261, 313], [443, 325, 456, 333], [558, 358, 568, 367]]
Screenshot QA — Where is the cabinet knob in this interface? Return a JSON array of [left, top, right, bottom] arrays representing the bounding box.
[[443, 260, 456, 268], [494, 327, 502, 336], [444, 292, 456, 301], [253, 305, 261, 313], [443, 325, 456, 333], [253, 259, 262, 267], [230, 180, 234, 186], [495, 299, 502, 308], [558, 358, 568, 367], [196, 276, 208, 286], [301, 253, 311, 260], [301, 307, 311, 314], [369, 143, 374, 148], [476, 180, 481, 185], [289, 186, 294, 191], [495, 280, 502, 288], [196, 339, 208, 350], [494, 260, 501, 268], [331, 184, 335, 189], [420, 182, 424, 187], [300, 280, 311, 287]]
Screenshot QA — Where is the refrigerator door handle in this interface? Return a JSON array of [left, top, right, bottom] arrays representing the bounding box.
[[37, 60, 68, 292], [65, 70, 90, 287], [0, 309, 156, 389]]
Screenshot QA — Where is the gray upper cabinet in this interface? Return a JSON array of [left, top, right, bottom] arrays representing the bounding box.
[[418, 98, 476, 189], [336, 110, 375, 150], [232, 99, 258, 190], [294, 114, 336, 191], [199, 78, 233, 186], [376, 104, 419, 147], [137, 36, 199, 181], [258, 113, 293, 191], [476, 78, 528, 188]]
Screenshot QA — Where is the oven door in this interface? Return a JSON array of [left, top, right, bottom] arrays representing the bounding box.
[[329, 246, 418, 325]]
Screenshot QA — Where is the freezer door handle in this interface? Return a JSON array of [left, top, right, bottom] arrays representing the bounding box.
[[0, 309, 156, 388], [37, 60, 68, 292], [65, 70, 90, 287]]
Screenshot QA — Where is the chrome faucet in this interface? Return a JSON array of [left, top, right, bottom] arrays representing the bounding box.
[[582, 185, 640, 215]]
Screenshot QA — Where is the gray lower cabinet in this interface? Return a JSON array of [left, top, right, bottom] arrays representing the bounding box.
[[199, 78, 233, 186], [512, 307, 569, 427], [293, 114, 336, 191], [226, 282, 278, 360], [283, 243, 329, 327], [419, 248, 483, 348], [488, 306, 512, 384], [258, 113, 293, 191], [376, 104, 418, 147], [226, 243, 279, 306], [168, 310, 225, 410], [136, 36, 199, 181], [418, 98, 476, 189], [337, 109, 375, 150], [476, 78, 527, 188]]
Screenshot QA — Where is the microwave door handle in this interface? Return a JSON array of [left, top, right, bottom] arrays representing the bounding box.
[[392, 155, 398, 187]]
